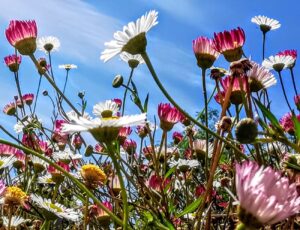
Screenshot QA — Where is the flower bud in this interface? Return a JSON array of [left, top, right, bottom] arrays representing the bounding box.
[[235, 118, 258, 144], [112, 75, 123, 88]]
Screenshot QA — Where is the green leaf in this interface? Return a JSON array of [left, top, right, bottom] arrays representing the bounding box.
[[131, 80, 139, 95], [286, 162, 300, 171], [162, 218, 176, 230], [176, 196, 203, 218], [143, 93, 149, 113], [143, 211, 153, 223], [292, 115, 300, 141], [253, 98, 282, 130], [164, 166, 176, 180]]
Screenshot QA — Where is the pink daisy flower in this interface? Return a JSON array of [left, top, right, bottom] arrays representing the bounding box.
[[158, 103, 183, 131], [3, 102, 16, 116], [4, 54, 22, 72], [22, 93, 34, 106], [220, 76, 247, 105]]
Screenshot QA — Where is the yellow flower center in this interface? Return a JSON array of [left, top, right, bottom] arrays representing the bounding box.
[[0, 160, 3, 167], [45, 202, 63, 213], [6, 186, 27, 199]]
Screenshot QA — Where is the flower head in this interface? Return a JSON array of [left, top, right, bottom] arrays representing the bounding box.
[[31, 194, 81, 221], [220, 76, 247, 105], [236, 161, 300, 227], [3, 102, 16, 116], [169, 159, 200, 172], [2, 216, 26, 229], [262, 55, 295, 72], [58, 64, 77, 70], [93, 100, 120, 118], [5, 20, 37, 55], [192, 36, 219, 69], [247, 61, 277, 92], [37, 36, 60, 53], [280, 112, 300, 135], [81, 164, 107, 189], [101, 10, 158, 62], [193, 139, 213, 159], [158, 103, 183, 131], [122, 139, 137, 155], [251, 15, 281, 33], [4, 186, 28, 208], [4, 54, 22, 72], [172, 131, 183, 144], [120, 52, 144, 68], [22, 93, 34, 106], [213, 27, 245, 62], [277, 49, 297, 68]]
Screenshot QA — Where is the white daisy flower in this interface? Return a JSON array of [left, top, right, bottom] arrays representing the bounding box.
[[30, 194, 81, 222], [93, 100, 119, 118], [14, 116, 42, 133], [0, 155, 16, 169], [38, 175, 56, 185], [66, 110, 91, 121], [52, 148, 82, 163], [100, 10, 158, 62], [262, 55, 295, 72], [251, 15, 281, 32], [58, 64, 77, 70], [169, 159, 200, 169], [120, 52, 145, 64], [193, 139, 214, 158], [247, 61, 277, 92], [37, 36, 60, 53], [62, 113, 147, 133], [2, 216, 26, 228]]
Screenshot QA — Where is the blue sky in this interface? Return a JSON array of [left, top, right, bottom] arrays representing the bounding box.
[[0, 0, 299, 141]]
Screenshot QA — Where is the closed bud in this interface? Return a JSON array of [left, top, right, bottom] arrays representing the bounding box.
[[235, 118, 258, 144], [112, 75, 123, 88]]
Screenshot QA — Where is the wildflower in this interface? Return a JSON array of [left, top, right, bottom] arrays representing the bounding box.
[[229, 58, 252, 77], [247, 61, 276, 92], [22, 93, 34, 106], [172, 131, 183, 144], [2, 216, 26, 229], [235, 118, 258, 144], [4, 54, 22, 72], [5, 20, 37, 55], [193, 139, 213, 159], [31, 194, 81, 221], [31, 156, 48, 174], [3, 102, 16, 116], [213, 27, 245, 62], [210, 66, 228, 80], [251, 15, 281, 33], [262, 55, 295, 72], [72, 134, 83, 149], [122, 139, 137, 155], [37, 36, 60, 53], [280, 112, 300, 135], [0, 155, 16, 170], [80, 164, 107, 189], [295, 95, 300, 111], [220, 76, 247, 105], [120, 52, 144, 68], [158, 103, 183, 131], [93, 100, 120, 118], [169, 159, 200, 172], [48, 161, 70, 184], [277, 49, 297, 68], [0, 144, 22, 157], [58, 64, 77, 70], [101, 10, 158, 62], [62, 102, 146, 143], [192, 36, 219, 69], [90, 201, 113, 224], [4, 186, 28, 208], [235, 161, 300, 228], [109, 176, 121, 195], [118, 127, 132, 144]]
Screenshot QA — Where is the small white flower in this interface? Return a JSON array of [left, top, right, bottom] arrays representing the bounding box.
[[93, 100, 119, 117], [247, 61, 277, 92], [38, 175, 55, 185], [193, 139, 214, 158], [2, 216, 26, 228], [100, 10, 158, 62], [120, 52, 145, 64], [251, 15, 281, 32], [66, 110, 91, 121], [169, 159, 200, 169], [262, 55, 295, 71], [37, 36, 60, 53], [31, 194, 81, 222], [31, 155, 48, 168], [14, 116, 42, 133], [62, 113, 147, 134], [58, 64, 77, 70], [52, 148, 82, 162]]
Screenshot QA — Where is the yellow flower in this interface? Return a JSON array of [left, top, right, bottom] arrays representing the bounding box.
[[4, 186, 28, 208], [81, 164, 107, 189]]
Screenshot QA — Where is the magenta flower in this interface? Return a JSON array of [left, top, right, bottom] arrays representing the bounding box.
[[213, 27, 245, 62], [279, 112, 300, 135], [22, 93, 34, 106], [122, 139, 137, 155], [118, 127, 132, 145], [158, 103, 183, 131], [214, 91, 226, 105], [236, 161, 300, 227], [5, 20, 37, 55], [220, 76, 247, 105], [0, 180, 6, 196], [112, 98, 122, 109], [295, 95, 300, 110], [172, 131, 183, 144], [0, 144, 22, 157], [4, 54, 22, 72], [192, 36, 219, 69]]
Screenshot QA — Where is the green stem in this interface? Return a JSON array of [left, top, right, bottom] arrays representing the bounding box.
[[84, 194, 89, 230], [141, 52, 244, 156], [51, 183, 60, 203], [62, 69, 70, 95], [122, 67, 135, 116], [7, 206, 12, 230], [0, 139, 125, 228], [278, 71, 293, 112], [201, 67, 209, 180], [29, 54, 81, 116], [33, 74, 42, 115], [40, 219, 51, 230], [107, 143, 129, 229], [290, 67, 298, 96], [262, 32, 266, 61]]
